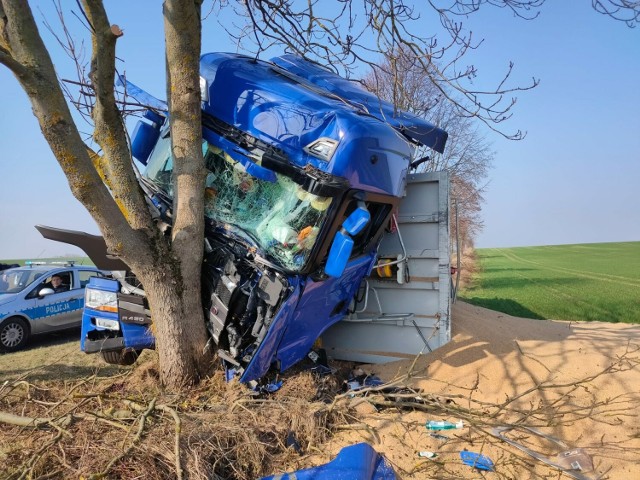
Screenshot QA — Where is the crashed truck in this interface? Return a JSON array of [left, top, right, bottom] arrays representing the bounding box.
[[39, 52, 451, 386]]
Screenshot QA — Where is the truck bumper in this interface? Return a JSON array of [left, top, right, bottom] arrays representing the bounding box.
[[84, 336, 125, 353]]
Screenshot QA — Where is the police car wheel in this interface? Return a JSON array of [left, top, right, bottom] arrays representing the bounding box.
[[0, 317, 29, 352], [100, 349, 139, 366]]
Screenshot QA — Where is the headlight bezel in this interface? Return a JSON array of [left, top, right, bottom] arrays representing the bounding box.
[[85, 288, 118, 313]]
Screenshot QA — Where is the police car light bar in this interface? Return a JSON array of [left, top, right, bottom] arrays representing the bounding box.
[[25, 260, 76, 267]]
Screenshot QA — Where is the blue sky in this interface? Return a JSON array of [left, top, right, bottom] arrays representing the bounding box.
[[0, 1, 638, 258]]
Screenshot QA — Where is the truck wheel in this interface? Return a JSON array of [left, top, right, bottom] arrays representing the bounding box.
[[0, 317, 30, 352], [100, 349, 139, 366]]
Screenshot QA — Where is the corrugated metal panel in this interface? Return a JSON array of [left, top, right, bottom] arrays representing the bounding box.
[[321, 171, 451, 363]]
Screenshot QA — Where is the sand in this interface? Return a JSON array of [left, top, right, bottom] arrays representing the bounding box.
[[321, 301, 640, 479]]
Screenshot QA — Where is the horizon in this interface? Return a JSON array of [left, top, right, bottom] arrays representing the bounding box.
[[4, 239, 640, 262]]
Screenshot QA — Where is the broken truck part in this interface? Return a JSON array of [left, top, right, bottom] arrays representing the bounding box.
[[41, 52, 451, 385]]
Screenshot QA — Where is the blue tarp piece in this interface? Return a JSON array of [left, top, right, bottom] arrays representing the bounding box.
[[260, 443, 396, 480], [460, 450, 494, 471]]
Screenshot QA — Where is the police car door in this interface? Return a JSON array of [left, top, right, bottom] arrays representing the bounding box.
[[33, 271, 83, 332]]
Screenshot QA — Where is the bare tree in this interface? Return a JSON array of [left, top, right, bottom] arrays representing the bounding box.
[[0, 0, 211, 390], [362, 46, 493, 249], [592, 0, 640, 26], [1, 0, 637, 391], [224, 0, 551, 140]]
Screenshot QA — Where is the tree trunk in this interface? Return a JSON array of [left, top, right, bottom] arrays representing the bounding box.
[[137, 265, 211, 388], [1, 0, 212, 391], [159, 0, 213, 387]]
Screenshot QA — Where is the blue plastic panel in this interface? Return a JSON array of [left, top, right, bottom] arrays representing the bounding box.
[[260, 443, 396, 480], [240, 277, 301, 383], [80, 277, 155, 352], [131, 120, 160, 165], [275, 253, 375, 371], [343, 206, 371, 236], [117, 77, 168, 112]]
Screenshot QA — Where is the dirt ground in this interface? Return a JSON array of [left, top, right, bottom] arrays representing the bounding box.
[[1, 302, 639, 479], [315, 301, 640, 479]]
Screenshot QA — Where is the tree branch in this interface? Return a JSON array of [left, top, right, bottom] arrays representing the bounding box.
[[82, 0, 157, 234], [0, 0, 137, 258]]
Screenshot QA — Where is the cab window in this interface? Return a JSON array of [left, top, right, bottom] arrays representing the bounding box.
[[26, 271, 73, 299], [78, 270, 102, 288]]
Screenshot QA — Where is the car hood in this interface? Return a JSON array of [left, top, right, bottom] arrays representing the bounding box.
[[0, 293, 17, 307]]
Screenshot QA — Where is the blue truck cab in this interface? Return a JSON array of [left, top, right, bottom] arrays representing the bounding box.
[[61, 53, 447, 382]]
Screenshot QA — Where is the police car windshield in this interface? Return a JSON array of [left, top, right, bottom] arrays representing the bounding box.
[[0, 268, 44, 294]]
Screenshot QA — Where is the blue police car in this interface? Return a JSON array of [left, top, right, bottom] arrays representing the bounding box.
[[0, 262, 104, 352]]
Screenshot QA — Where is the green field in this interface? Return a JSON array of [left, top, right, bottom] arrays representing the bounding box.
[[1, 256, 93, 266], [460, 242, 640, 323]]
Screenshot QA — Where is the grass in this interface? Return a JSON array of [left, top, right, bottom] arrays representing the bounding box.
[[460, 241, 640, 323], [0, 329, 121, 382]]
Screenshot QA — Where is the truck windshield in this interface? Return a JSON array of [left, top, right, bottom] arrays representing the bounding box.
[[143, 133, 333, 271]]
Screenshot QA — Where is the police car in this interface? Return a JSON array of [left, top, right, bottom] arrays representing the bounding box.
[[0, 261, 104, 352]]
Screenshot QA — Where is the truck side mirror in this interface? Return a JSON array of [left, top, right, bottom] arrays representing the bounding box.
[[131, 111, 165, 165], [325, 204, 370, 277], [342, 205, 370, 236]]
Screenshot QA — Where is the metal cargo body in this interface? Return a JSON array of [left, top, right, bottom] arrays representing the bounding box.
[[320, 171, 451, 363]]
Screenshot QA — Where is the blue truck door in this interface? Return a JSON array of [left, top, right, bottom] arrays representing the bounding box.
[[274, 253, 375, 372]]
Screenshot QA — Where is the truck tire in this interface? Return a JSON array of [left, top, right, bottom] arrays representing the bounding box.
[[100, 349, 139, 366], [0, 317, 30, 352]]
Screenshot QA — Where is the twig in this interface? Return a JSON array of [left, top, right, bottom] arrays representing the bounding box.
[[157, 404, 183, 480], [123, 398, 184, 479], [88, 398, 157, 480], [334, 422, 381, 443], [0, 410, 71, 429], [14, 428, 65, 480]]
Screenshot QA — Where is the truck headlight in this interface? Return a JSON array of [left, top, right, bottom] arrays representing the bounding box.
[[85, 288, 118, 313]]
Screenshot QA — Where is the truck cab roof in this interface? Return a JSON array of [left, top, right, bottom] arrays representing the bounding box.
[[197, 53, 446, 196]]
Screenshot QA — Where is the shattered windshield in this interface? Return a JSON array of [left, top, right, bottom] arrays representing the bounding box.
[[143, 133, 333, 271]]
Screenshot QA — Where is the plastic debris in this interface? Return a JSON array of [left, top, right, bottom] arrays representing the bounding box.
[[345, 370, 385, 391], [429, 433, 449, 441], [426, 419, 463, 430], [286, 431, 303, 454], [418, 451, 437, 459], [260, 442, 396, 479], [225, 367, 237, 382], [492, 426, 597, 480], [460, 451, 494, 471], [556, 448, 594, 472], [310, 364, 334, 375], [260, 380, 283, 393], [306, 348, 336, 376]]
